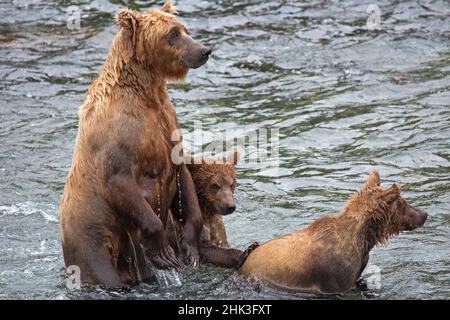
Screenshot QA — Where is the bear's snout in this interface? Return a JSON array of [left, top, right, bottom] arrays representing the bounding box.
[[201, 47, 212, 58], [195, 45, 212, 66], [223, 204, 236, 215], [419, 210, 428, 226], [179, 41, 211, 69], [414, 208, 428, 229], [406, 207, 428, 230]]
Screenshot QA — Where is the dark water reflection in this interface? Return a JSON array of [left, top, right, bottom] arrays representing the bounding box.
[[0, 0, 449, 299]]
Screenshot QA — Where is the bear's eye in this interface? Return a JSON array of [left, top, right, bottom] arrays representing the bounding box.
[[211, 183, 221, 190], [397, 199, 407, 212], [169, 27, 180, 39], [401, 201, 408, 212]]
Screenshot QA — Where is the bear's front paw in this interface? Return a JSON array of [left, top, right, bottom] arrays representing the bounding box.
[[181, 239, 200, 268], [148, 244, 180, 271]]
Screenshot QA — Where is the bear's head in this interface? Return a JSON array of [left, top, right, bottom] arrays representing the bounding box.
[[114, 1, 211, 80], [347, 171, 428, 246], [186, 150, 240, 217]]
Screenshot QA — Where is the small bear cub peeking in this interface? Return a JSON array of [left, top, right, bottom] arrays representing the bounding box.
[[167, 151, 243, 268]]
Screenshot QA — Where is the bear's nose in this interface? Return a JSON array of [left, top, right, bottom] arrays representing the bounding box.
[[224, 204, 236, 215], [201, 48, 212, 57], [421, 211, 428, 224]]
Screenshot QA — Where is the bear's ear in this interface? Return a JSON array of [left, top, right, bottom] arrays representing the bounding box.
[[364, 170, 381, 189], [115, 8, 139, 30], [114, 8, 140, 64], [380, 183, 401, 204], [225, 149, 241, 165], [161, 1, 177, 14]]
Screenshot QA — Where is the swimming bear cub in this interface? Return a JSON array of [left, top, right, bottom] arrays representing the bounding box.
[[239, 171, 428, 294]]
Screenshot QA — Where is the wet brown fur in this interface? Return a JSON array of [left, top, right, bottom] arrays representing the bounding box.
[[240, 171, 428, 293], [167, 151, 243, 268], [60, 2, 207, 287]]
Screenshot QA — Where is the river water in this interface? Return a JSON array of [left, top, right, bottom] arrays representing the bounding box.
[[0, 0, 449, 299]]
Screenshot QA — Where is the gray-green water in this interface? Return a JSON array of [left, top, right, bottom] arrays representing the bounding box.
[[0, 0, 449, 299]]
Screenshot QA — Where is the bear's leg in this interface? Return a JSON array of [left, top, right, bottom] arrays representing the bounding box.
[[75, 244, 126, 289], [99, 145, 180, 271], [208, 214, 230, 248], [165, 211, 182, 256], [199, 242, 243, 269], [359, 254, 370, 277], [63, 241, 126, 288], [101, 175, 180, 270], [171, 163, 204, 267]]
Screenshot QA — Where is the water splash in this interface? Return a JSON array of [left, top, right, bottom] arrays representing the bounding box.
[[176, 170, 183, 219], [167, 211, 181, 254], [0, 202, 58, 223], [152, 268, 182, 288], [156, 192, 161, 218], [126, 231, 142, 283]]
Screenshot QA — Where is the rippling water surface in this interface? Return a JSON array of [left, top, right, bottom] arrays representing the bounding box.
[[0, 0, 449, 299]]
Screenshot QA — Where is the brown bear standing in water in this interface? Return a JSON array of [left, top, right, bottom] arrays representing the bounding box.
[[167, 151, 244, 268], [239, 171, 428, 294], [60, 2, 212, 287]]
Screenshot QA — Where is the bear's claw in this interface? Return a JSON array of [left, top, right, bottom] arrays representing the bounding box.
[[181, 242, 200, 269], [150, 245, 181, 271]]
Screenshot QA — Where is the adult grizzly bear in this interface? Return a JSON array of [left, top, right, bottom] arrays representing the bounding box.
[[167, 151, 244, 268], [239, 171, 428, 294], [60, 2, 212, 287]]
